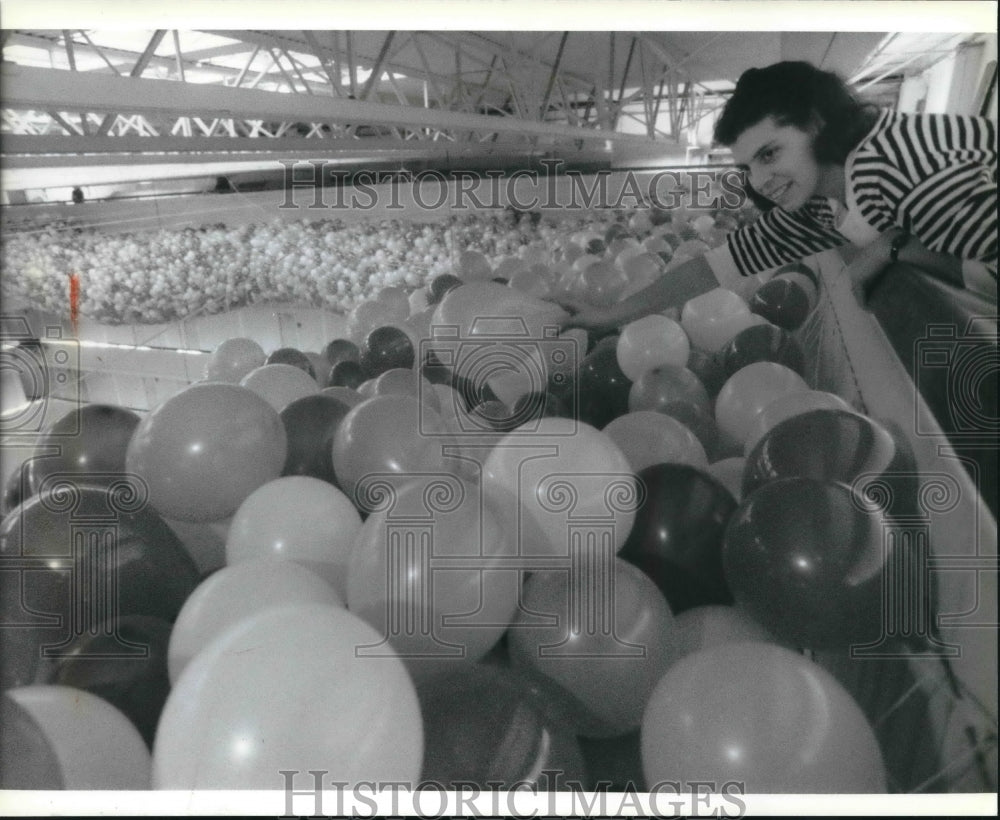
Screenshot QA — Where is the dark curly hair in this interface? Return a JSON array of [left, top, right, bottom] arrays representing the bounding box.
[[714, 61, 880, 209]]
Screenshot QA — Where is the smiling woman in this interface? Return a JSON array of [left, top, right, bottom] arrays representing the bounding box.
[[560, 60, 998, 333]]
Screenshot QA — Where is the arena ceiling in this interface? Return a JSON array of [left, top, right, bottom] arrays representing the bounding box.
[[0, 28, 984, 197]]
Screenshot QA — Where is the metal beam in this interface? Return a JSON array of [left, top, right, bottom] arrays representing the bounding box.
[[3, 64, 656, 143]]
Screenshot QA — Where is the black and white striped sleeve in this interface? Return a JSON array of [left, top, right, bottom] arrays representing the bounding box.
[[724, 205, 848, 277], [857, 113, 997, 270]]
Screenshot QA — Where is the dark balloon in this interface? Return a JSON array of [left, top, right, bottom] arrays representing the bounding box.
[[470, 400, 520, 432], [279, 393, 353, 486], [34, 614, 173, 748], [0, 485, 200, 690], [656, 400, 720, 460], [328, 359, 366, 390], [428, 274, 463, 305], [323, 338, 361, 367], [576, 345, 632, 428], [588, 332, 620, 356], [265, 347, 316, 379], [685, 347, 728, 399], [742, 409, 919, 520], [719, 323, 806, 378], [749, 277, 812, 330], [2, 460, 33, 519], [491, 276, 510, 285], [723, 477, 891, 649], [511, 390, 573, 423], [628, 364, 711, 418], [586, 238, 607, 256], [620, 463, 737, 612], [579, 732, 645, 792], [604, 223, 631, 243], [27, 404, 142, 496], [359, 325, 415, 378], [421, 350, 452, 386], [417, 663, 588, 790]]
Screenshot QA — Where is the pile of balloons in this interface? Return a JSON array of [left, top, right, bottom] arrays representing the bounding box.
[[3, 211, 924, 796], [0, 196, 760, 326]]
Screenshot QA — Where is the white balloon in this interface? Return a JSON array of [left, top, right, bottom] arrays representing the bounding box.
[[168, 558, 344, 684]]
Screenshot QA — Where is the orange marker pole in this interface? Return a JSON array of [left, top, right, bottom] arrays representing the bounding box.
[[69, 272, 80, 337]]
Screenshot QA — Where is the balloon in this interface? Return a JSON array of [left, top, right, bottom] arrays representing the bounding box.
[[654, 399, 720, 461], [508, 267, 551, 298], [347, 476, 518, 682], [153, 604, 423, 788], [616, 315, 690, 381], [320, 385, 365, 407], [724, 477, 892, 648], [580, 260, 628, 307], [602, 411, 707, 472], [279, 393, 353, 486], [168, 559, 343, 684], [685, 346, 727, 398], [34, 615, 172, 748], [663, 605, 778, 669], [0, 485, 200, 690], [239, 363, 319, 412], [204, 337, 266, 383], [428, 273, 464, 304], [328, 359, 367, 389], [718, 323, 806, 378], [1, 458, 33, 518], [409, 287, 430, 315], [26, 404, 141, 494], [681, 288, 756, 353], [346, 299, 406, 344], [481, 418, 638, 557], [372, 367, 440, 414], [457, 249, 493, 281], [494, 255, 529, 279], [417, 663, 588, 789], [127, 382, 287, 522], [360, 325, 415, 377], [376, 285, 410, 315], [265, 347, 316, 379], [576, 345, 633, 428], [641, 642, 887, 792], [604, 222, 630, 244], [749, 277, 812, 330], [620, 463, 737, 612], [508, 559, 675, 733], [714, 361, 809, 449], [742, 409, 919, 519], [226, 476, 362, 598], [704, 457, 746, 503], [772, 261, 820, 311], [323, 338, 361, 367], [743, 390, 853, 456], [331, 395, 451, 505], [1, 686, 151, 789], [304, 352, 329, 387], [431, 280, 567, 342], [628, 364, 711, 417]]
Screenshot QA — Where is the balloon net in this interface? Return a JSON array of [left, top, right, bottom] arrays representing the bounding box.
[[793, 251, 998, 794]]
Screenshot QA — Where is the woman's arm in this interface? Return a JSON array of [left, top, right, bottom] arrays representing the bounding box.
[[847, 228, 971, 304], [557, 254, 719, 332]]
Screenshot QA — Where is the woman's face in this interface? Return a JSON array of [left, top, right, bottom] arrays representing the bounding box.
[[731, 116, 837, 210]]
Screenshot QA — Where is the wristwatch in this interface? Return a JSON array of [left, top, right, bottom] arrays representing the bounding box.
[[889, 231, 911, 264]]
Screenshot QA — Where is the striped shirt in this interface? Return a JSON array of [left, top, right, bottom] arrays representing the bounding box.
[[715, 109, 997, 279]]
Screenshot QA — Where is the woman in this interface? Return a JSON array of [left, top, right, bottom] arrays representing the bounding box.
[[561, 61, 997, 332]]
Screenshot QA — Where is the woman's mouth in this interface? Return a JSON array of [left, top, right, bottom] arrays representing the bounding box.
[[768, 181, 792, 204]]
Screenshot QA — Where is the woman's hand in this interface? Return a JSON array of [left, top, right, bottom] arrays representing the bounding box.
[[549, 293, 622, 333], [845, 229, 900, 306]]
